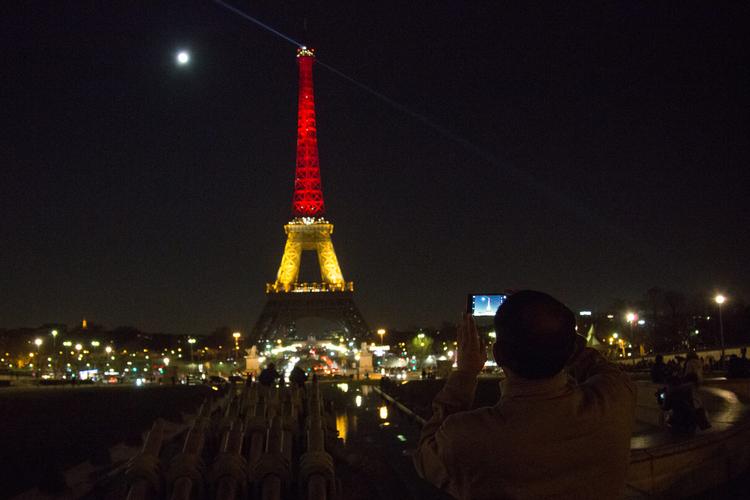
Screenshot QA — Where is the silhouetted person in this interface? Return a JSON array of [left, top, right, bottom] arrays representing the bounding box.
[[258, 362, 280, 387], [682, 351, 703, 385], [651, 354, 670, 383], [664, 375, 697, 434], [414, 290, 636, 499], [289, 364, 308, 388], [728, 348, 750, 378]]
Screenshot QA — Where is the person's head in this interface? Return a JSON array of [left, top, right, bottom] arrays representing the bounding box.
[[741, 347, 747, 358], [655, 354, 664, 364], [267, 362, 275, 370], [492, 290, 577, 380]]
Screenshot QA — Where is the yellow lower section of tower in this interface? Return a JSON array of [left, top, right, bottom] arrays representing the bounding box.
[[267, 220, 353, 293]]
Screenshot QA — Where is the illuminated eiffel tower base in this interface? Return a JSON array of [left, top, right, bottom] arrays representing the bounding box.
[[251, 218, 370, 342]]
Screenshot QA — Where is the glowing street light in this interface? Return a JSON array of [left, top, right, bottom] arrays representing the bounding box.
[[232, 332, 241, 368], [105, 346, 112, 354], [75, 343, 82, 352], [715, 294, 727, 365], [50, 330, 58, 377], [625, 313, 637, 365], [187, 337, 196, 364], [33, 338, 43, 376], [377, 328, 386, 345]]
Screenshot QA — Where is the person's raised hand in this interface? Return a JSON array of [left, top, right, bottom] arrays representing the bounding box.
[[457, 313, 486, 375]]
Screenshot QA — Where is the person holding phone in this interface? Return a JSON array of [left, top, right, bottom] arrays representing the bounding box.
[[413, 290, 636, 499]]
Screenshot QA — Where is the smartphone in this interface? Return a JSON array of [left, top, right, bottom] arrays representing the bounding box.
[[467, 294, 508, 317]]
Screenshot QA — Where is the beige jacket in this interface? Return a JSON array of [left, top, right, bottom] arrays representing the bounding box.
[[413, 348, 636, 499]]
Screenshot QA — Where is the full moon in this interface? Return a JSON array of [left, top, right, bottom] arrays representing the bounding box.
[[176, 51, 190, 65]]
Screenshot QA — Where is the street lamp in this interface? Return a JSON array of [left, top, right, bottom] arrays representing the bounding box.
[[232, 332, 241, 369], [715, 294, 727, 366], [50, 330, 58, 377], [74, 343, 83, 374], [377, 328, 386, 345], [625, 312, 637, 365], [34, 338, 43, 377], [188, 337, 196, 364]]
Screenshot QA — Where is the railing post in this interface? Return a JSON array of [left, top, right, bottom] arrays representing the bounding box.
[[299, 380, 335, 500], [211, 419, 247, 500], [125, 418, 165, 500], [253, 415, 291, 500], [166, 404, 210, 500]]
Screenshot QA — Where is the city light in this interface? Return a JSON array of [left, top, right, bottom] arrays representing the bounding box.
[[34, 338, 42, 347], [379, 405, 388, 420], [51, 330, 58, 337], [176, 50, 190, 65], [105, 346, 112, 354], [714, 294, 726, 305], [75, 343, 82, 351], [625, 312, 637, 323]]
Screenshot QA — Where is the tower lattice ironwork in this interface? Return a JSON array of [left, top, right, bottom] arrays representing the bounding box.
[[292, 47, 325, 217], [251, 47, 370, 342]]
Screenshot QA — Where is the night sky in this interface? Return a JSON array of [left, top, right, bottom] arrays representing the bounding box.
[[2, 1, 748, 333]]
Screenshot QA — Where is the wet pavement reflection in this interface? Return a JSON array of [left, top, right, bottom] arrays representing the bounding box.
[[322, 381, 452, 500]]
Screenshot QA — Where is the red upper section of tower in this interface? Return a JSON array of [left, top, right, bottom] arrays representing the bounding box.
[[291, 47, 325, 217]]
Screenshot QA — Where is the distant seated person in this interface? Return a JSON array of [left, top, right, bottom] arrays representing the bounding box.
[[289, 364, 308, 388], [258, 362, 281, 387], [650, 353, 671, 383], [413, 290, 636, 499], [728, 348, 750, 378]]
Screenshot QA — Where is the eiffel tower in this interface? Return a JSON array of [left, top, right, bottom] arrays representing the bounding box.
[[251, 47, 370, 342]]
